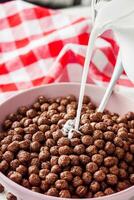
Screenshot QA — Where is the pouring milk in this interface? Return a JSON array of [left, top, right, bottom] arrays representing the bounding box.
[[94, 0, 134, 83], [63, 0, 134, 138]]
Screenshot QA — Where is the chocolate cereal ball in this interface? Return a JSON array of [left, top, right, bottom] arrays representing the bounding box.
[[47, 188, 59, 197], [81, 135, 93, 146], [90, 181, 100, 193], [94, 191, 104, 197], [109, 165, 119, 175], [59, 190, 71, 198], [57, 137, 70, 146], [130, 174, 134, 184], [39, 151, 50, 162], [52, 130, 63, 141], [104, 131, 115, 141], [60, 171, 73, 181], [90, 112, 102, 122], [0, 160, 9, 172], [46, 173, 58, 184], [106, 174, 118, 185], [104, 188, 114, 195], [51, 165, 61, 174], [71, 166, 82, 176], [79, 155, 90, 165], [29, 174, 41, 186], [28, 165, 39, 175], [40, 180, 49, 192], [30, 141, 41, 152], [59, 145, 72, 155], [74, 144, 85, 155], [50, 146, 59, 156], [86, 162, 98, 173], [92, 154, 103, 165], [130, 144, 134, 154], [22, 179, 30, 189], [6, 193, 17, 200], [69, 155, 79, 165], [82, 172, 92, 184], [72, 176, 83, 188], [16, 165, 27, 176], [117, 181, 130, 191], [19, 140, 30, 150], [104, 156, 118, 167], [80, 123, 93, 135], [93, 130, 103, 140], [17, 150, 30, 164], [58, 155, 70, 167], [7, 141, 19, 152], [32, 131, 44, 143], [31, 158, 40, 168], [94, 170, 106, 182], [70, 138, 81, 146], [3, 151, 14, 162], [55, 180, 68, 190], [105, 142, 115, 155], [39, 169, 49, 179], [0, 184, 4, 193], [76, 186, 87, 197], [86, 145, 97, 156], [94, 139, 105, 149], [9, 172, 22, 184]]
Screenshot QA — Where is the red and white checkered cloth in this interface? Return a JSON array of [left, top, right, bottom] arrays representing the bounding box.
[[0, 1, 134, 103]]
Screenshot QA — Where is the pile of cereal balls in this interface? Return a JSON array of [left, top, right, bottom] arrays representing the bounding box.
[[0, 95, 134, 199]]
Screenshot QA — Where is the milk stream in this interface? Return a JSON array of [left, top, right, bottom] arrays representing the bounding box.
[[62, 27, 102, 136], [97, 50, 123, 113], [74, 28, 98, 131], [63, 0, 134, 137], [75, 0, 134, 131]]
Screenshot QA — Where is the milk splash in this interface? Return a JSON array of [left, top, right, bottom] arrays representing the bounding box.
[[63, 0, 134, 139], [62, 119, 82, 139]]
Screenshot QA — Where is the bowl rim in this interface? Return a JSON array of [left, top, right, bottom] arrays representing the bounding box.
[[0, 82, 134, 200], [0, 82, 134, 106], [0, 171, 134, 200]]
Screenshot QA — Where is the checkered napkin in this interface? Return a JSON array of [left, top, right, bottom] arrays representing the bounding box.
[[0, 1, 133, 104]]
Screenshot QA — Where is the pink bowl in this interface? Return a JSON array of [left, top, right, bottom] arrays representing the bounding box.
[[0, 83, 134, 200]]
